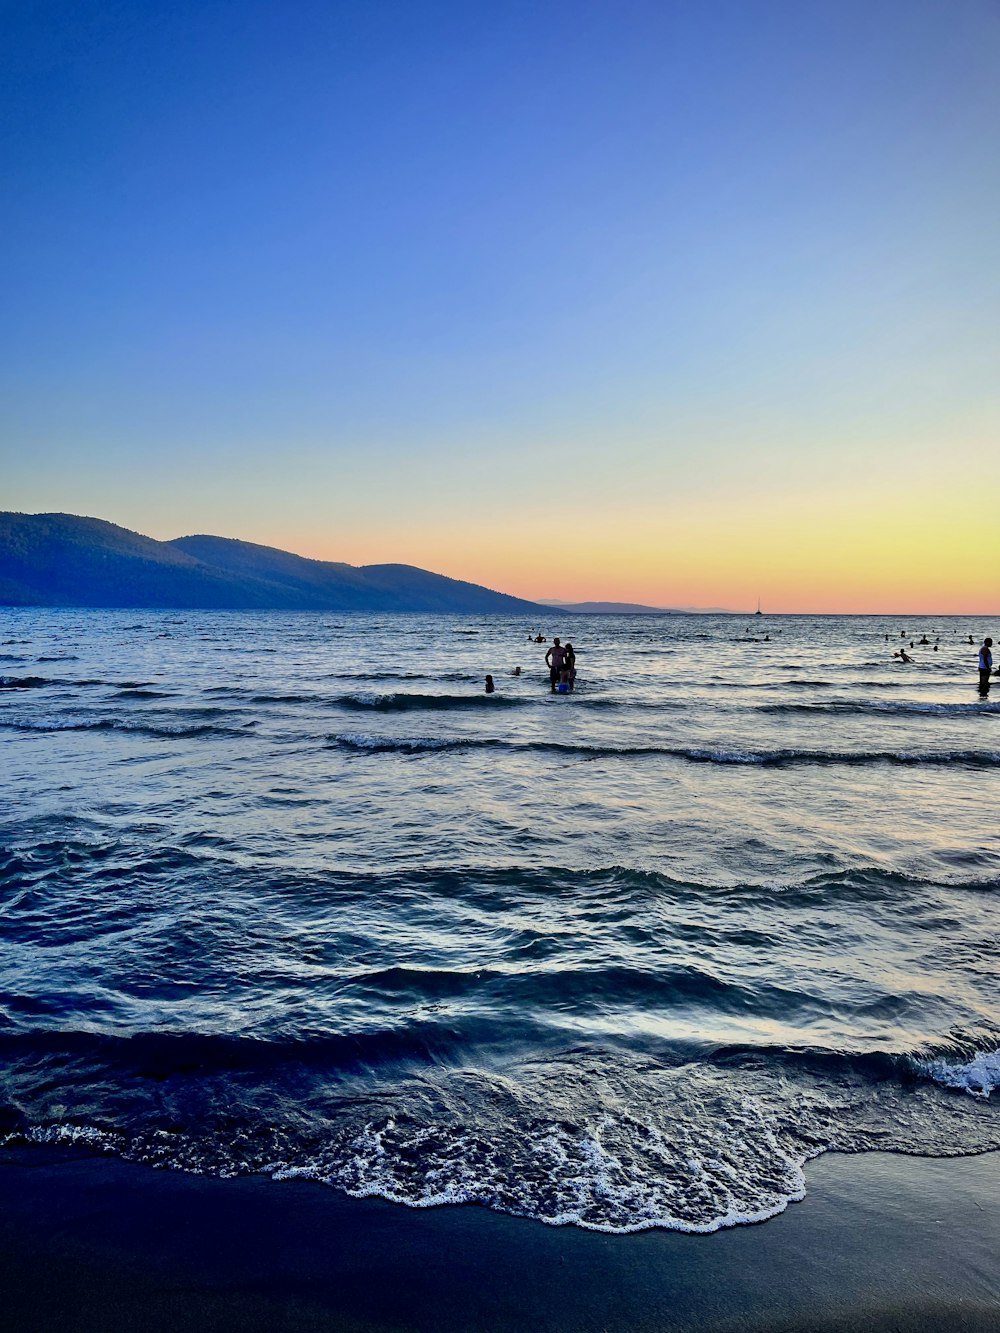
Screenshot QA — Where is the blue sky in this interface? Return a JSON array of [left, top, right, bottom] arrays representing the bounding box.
[[3, 0, 998, 608]]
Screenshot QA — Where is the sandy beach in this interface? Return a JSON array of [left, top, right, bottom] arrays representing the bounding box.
[[2, 1145, 998, 1332]]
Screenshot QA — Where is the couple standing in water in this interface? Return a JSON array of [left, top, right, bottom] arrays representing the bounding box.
[[545, 637, 576, 693]]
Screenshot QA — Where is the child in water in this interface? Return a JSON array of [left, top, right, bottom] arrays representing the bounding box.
[[485, 675, 495, 694]]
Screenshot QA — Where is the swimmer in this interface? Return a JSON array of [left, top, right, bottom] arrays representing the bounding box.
[[485, 674, 495, 694]]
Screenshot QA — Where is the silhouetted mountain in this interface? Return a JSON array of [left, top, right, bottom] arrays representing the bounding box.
[[538, 599, 736, 614], [539, 600, 678, 615], [0, 513, 548, 614]]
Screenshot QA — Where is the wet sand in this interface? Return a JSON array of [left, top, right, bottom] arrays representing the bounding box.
[[1, 1145, 999, 1332]]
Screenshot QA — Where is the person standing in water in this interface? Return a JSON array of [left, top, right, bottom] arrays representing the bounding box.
[[562, 642, 577, 691], [545, 638, 565, 693], [978, 638, 993, 695]]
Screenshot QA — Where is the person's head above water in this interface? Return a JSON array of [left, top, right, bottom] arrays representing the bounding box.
[[986, 638, 994, 648]]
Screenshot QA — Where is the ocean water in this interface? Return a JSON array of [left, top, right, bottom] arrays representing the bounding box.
[[2, 609, 999, 1234]]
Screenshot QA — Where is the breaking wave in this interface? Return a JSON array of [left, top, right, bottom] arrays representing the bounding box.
[[326, 733, 1000, 767]]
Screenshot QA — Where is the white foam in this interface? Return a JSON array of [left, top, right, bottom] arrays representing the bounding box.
[[918, 1050, 1000, 1099]]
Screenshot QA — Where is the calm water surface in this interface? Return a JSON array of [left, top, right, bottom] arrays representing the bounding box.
[[1, 609, 998, 1231]]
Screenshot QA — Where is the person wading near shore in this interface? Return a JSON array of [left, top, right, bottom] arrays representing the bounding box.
[[978, 637, 993, 695], [545, 638, 565, 693]]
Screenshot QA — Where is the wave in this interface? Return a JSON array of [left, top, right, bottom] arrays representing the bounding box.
[[760, 699, 1000, 717], [325, 670, 475, 683], [0, 717, 251, 739], [2, 845, 994, 907], [2, 1037, 999, 1235], [0, 676, 54, 690], [326, 733, 1000, 767], [1, 676, 153, 691], [716, 678, 912, 691], [335, 692, 527, 712], [916, 1050, 1000, 1099]]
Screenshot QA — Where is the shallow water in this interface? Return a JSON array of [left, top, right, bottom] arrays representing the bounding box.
[[1, 609, 998, 1231]]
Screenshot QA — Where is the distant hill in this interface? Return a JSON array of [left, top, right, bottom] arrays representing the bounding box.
[[538, 599, 735, 614], [0, 513, 549, 614], [540, 600, 678, 615]]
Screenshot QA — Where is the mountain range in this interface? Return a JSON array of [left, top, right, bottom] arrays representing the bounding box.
[[0, 513, 549, 615], [537, 599, 736, 615]]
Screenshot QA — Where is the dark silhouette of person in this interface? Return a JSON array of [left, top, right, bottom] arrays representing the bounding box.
[[979, 638, 993, 696], [485, 674, 495, 694], [563, 643, 577, 691], [545, 638, 566, 693]]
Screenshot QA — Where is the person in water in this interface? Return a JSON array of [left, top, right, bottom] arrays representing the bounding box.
[[562, 642, 577, 691], [485, 674, 495, 694], [978, 638, 993, 695], [545, 638, 565, 692], [894, 649, 913, 664]]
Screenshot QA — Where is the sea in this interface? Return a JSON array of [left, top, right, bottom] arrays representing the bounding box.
[[2, 609, 999, 1234]]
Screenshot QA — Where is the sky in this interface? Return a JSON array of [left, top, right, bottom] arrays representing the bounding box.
[[2, 0, 998, 612]]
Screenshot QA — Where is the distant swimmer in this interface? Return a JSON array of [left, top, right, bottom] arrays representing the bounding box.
[[534, 635, 546, 643], [545, 637, 565, 693], [894, 649, 913, 664], [485, 674, 495, 694], [919, 636, 930, 645], [978, 638, 993, 695], [511, 666, 521, 676]]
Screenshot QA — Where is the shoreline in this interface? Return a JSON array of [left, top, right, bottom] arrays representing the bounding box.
[[2, 1145, 998, 1331]]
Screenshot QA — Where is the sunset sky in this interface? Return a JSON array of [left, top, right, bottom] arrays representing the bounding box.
[[3, 1, 998, 612]]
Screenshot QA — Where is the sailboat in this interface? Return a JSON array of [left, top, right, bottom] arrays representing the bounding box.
[[754, 597, 763, 617]]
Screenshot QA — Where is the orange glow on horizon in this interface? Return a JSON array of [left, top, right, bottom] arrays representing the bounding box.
[[274, 484, 997, 616]]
